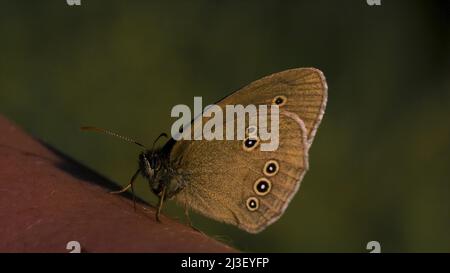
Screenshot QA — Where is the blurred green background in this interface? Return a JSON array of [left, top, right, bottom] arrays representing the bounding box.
[[0, 0, 449, 252]]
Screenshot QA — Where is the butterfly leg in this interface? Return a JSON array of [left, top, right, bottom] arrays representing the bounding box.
[[110, 169, 140, 211], [156, 186, 167, 222], [110, 169, 140, 194]]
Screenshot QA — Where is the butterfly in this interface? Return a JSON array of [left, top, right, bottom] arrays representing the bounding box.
[[82, 68, 327, 233]]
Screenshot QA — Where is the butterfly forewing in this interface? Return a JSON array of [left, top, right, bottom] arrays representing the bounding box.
[[218, 68, 327, 145]]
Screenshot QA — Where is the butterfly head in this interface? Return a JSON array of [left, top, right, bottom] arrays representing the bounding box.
[[138, 149, 183, 198], [80, 127, 183, 198], [139, 150, 162, 180]]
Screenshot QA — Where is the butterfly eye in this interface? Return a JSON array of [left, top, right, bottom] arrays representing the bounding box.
[[272, 95, 287, 106], [243, 136, 260, 151], [246, 197, 259, 211], [253, 178, 272, 196], [263, 160, 279, 176]]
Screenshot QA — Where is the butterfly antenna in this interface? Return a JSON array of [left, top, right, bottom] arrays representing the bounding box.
[[151, 132, 168, 150], [80, 126, 147, 149]]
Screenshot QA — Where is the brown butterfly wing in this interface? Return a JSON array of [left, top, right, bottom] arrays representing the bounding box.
[[169, 68, 327, 233], [170, 112, 308, 233], [217, 68, 327, 145]]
